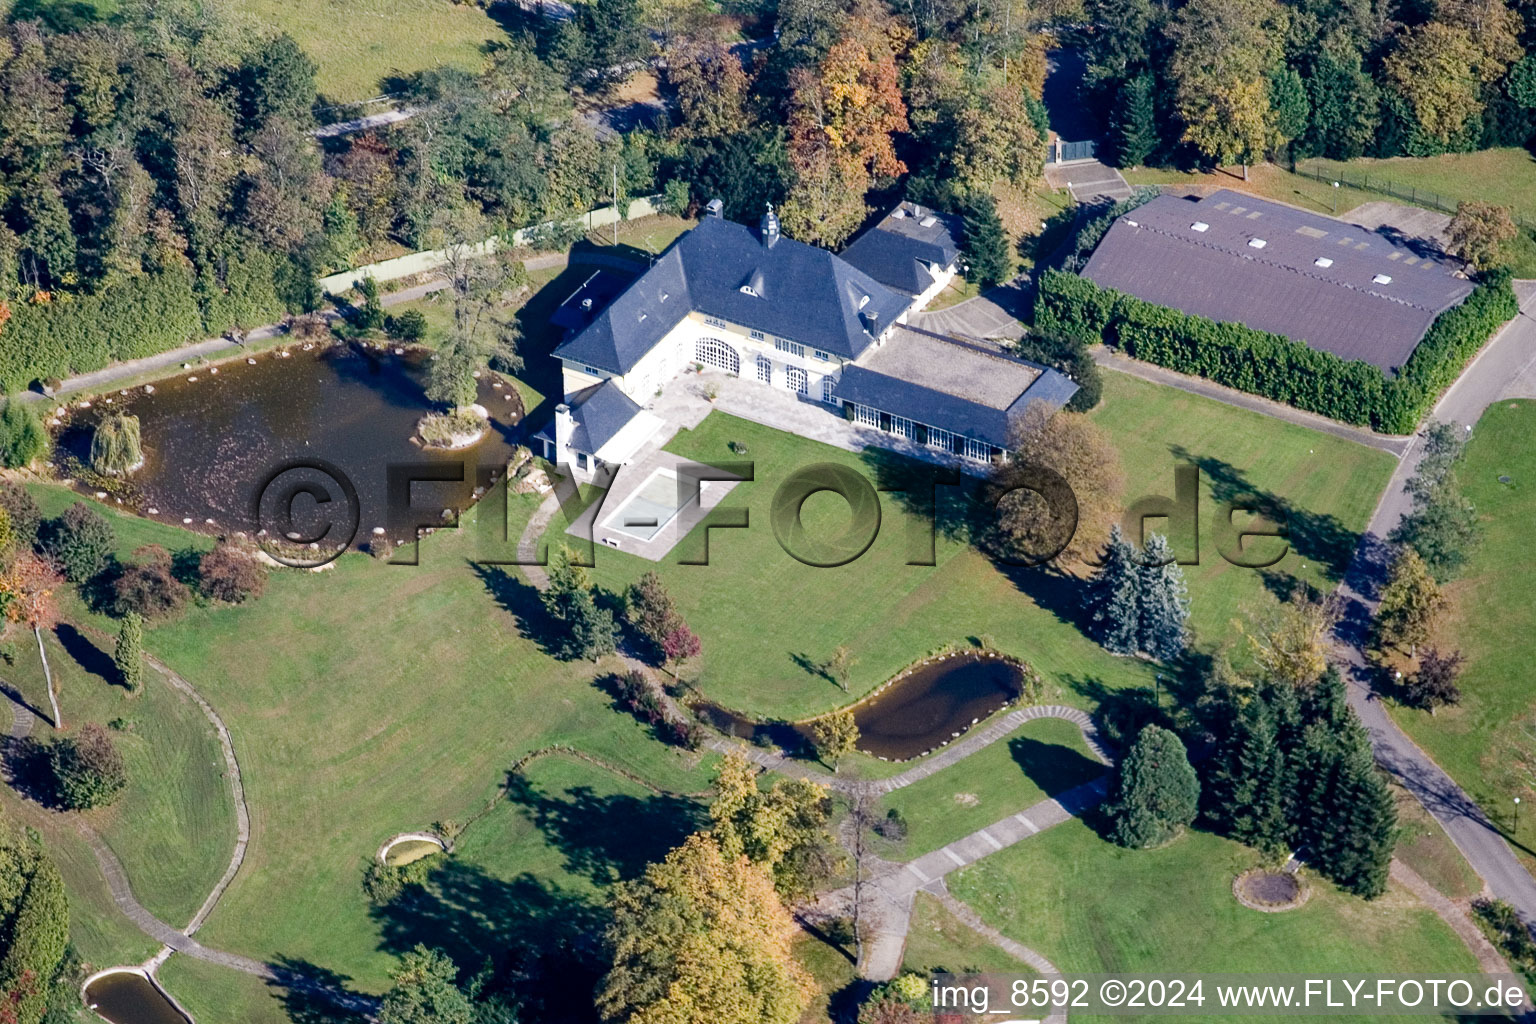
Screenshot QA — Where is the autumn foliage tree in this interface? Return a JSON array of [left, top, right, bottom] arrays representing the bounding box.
[[1447, 201, 1518, 271], [0, 555, 61, 728], [598, 833, 814, 1024], [781, 16, 910, 247]]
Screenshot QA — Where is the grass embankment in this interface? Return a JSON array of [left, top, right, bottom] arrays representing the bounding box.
[[1388, 400, 1536, 871], [950, 819, 1481, 1022]]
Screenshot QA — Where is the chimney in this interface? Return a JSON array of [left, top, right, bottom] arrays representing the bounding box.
[[760, 203, 780, 247], [554, 403, 575, 464], [705, 198, 724, 219], [861, 309, 880, 336]]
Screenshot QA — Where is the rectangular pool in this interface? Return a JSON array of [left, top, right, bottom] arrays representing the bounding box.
[[601, 468, 693, 542]]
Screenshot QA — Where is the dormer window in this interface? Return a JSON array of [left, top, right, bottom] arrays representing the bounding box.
[[659, 291, 669, 302], [858, 294, 870, 309], [740, 285, 757, 296]]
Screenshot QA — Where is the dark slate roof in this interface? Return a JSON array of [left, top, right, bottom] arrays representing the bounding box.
[[551, 269, 632, 334], [833, 330, 1078, 449], [533, 379, 644, 454], [1080, 189, 1476, 373], [553, 215, 912, 374], [841, 202, 963, 296]]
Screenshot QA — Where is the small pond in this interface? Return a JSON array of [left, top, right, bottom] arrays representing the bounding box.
[[53, 343, 523, 549], [692, 650, 1024, 762], [84, 972, 191, 1024]]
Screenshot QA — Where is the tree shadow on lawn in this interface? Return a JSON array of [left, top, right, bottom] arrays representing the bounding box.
[[469, 561, 566, 658], [53, 623, 121, 689], [1010, 734, 1109, 796], [1166, 445, 1362, 583], [502, 770, 703, 886], [265, 957, 375, 1024], [373, 864, 609, 1023]]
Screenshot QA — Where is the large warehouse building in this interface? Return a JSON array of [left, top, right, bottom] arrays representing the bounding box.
[[1080, 189, 1476, 373]]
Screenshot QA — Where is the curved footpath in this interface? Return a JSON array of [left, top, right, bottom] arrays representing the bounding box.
[[2, 658, 377, 1018]]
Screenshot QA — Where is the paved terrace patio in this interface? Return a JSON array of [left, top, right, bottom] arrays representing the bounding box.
[[562, 365, 999, 558]]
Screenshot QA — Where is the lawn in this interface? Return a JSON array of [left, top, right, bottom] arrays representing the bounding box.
[[1121, 163, 1383, 219], [876, 717, 1106, 857], [1388, 399, 1536, 864], [132, 492, 719, 995], [230, 0, 507, 104], [949, 819, 1480, 1022], [551, 372, 1391, 723], [1297, 148, 1536, 222], [903, 891, 1035, 976], [157, 955, 296, 1024]]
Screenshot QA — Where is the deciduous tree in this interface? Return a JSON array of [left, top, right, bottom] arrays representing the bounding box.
[[1372, 547, 1442, 654], [598, 833, 814, 1024], [1447, 201, 1518, 270], [1404, 647, 1464, 711], [811, 710, 859, 769], [993, 406, 1126, 564], [378, 945, 472, 1024]]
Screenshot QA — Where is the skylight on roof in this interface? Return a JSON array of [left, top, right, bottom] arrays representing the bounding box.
[[1314, 257, 1333, 268], [1191, 221, 1209, 232], [1248, 238, 1267, 249], [1373, 274, 1392, 285]]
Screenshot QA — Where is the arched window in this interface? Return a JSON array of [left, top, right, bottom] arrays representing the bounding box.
[[695, 336, 740, 375], [756, 355, 772, 383], [785, 366, 808, 395]]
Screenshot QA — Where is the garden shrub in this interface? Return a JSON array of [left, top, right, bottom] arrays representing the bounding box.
[[604, 669, 700, 749], [112, 545, 190, 620], [1035, 267, 1516, 433], [0, 481, 42, 548], [385, 309, 428, 342], [0, 400, 48, 468], [49, 723, 128, 809], [38, 503, 115, 583], [198, 543, 266, 603], [363, 854, 439, 906]]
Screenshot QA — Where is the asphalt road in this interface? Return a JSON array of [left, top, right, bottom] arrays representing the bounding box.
[[1335, 280, 1536, 921]]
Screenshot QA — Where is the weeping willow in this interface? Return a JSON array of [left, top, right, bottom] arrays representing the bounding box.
[[90, 412, 143, 475]]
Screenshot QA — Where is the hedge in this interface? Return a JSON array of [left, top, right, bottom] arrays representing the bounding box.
[[1036, 267, 1516, 434], [0, 244, 301, 395]]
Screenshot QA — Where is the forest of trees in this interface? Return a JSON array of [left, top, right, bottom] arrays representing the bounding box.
[[1083, 0, 1536, 169]]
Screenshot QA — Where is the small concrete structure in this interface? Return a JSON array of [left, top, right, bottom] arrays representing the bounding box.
[[82, 966, 195, 1024], [376, 832, 448, 864]]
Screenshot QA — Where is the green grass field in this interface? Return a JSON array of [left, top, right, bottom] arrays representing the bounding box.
[[553, 373, 1393, 722], [903, 892, 1035, 975], [1389, 400, 1536, 862], [231, 0, 507, 103], [949, 819, 1479, 1022], [876, 717, 1106, 857], [1298, 148, 1536, 222]]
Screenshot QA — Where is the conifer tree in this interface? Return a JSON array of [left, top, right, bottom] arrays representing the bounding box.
[[960, 193, 1010, 288], [114, 612, 144, 693], [1136, 532, 1190, 662], [1110, 73, 1158, 168], [1312, 726, 1396, 899], [542, 548, 617, 661], [1104, 725, 1200, 849], [1204, 697, 1286, 855], [1084, 524, 1140, 655]]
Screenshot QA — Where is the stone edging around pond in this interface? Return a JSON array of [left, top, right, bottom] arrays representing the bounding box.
[[81, 966, 196, 1024], [1232, 868, 1311, 913], [376, 832, 449, 865]]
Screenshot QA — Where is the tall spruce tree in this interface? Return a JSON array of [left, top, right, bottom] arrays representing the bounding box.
[[1110, 73, 1158, 167], [960, 193, 1011, 288], [1105, 725, 1200, 849], [1204, 697, 1287, 855], [1084, 524, 1141, 655], [1311, 725, 1396, 899], [1137, 533, 1190, 662], [542, 548, 618, 661]]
